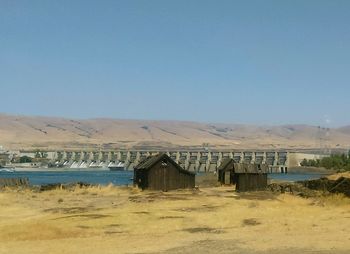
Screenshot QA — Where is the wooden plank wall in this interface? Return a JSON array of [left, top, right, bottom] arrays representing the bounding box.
[[146, 161, 194, 191], [236, 174, 267, 192]]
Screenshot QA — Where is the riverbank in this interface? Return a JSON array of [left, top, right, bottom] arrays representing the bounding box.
[[0, 185, 349, 254], [288, 166, 336, 174]]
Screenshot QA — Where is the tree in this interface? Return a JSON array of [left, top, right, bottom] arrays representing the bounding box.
[[300, 158, 308, 166], [19, 156, 33, 163], [299, 154, 350, 171]]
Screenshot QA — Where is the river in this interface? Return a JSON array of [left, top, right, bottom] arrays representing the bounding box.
[[0, 168, 328, 186]]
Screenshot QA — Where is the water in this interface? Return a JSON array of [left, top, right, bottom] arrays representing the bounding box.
[[0, 169, 327, 186], [268, 173, 327, 182], [0, 169, 134, 186]]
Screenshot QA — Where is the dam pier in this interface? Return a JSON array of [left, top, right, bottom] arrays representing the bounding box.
[[17, 150, 298, 173]]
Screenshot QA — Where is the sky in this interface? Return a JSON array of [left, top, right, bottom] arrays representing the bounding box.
[[0, 0, 349, 127]]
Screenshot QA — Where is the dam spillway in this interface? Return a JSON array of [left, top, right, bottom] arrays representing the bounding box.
[[20, 150, 292, 173]]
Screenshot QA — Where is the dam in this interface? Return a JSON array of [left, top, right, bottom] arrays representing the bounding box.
[[15, 150, 306, 173]]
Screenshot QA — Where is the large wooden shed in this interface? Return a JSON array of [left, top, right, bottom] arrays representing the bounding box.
[[134, 153, 195, 191], [218, 159, 268, 192]]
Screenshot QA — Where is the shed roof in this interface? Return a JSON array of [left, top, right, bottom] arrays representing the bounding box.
[[134, 153, 164, 170], [217, 158, 234, 171], [134, 153, 195, 175], [233, 163, 269, 174]]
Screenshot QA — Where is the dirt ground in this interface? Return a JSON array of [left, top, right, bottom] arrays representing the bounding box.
[[0, 186, 349, 254]]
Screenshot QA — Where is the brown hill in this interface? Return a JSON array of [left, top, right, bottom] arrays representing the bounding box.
[[338, 126, 350, 135], [0, 113, 349, 150]]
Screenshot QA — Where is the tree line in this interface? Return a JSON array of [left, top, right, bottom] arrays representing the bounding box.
[[300, 153, 350, 171]]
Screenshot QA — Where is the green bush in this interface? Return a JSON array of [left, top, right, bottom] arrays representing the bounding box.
[[300, 154, 350, 171], [19, 156, 33, 163]]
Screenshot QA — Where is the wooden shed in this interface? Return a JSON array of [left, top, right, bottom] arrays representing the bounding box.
[[217, 158, 235, 185], [218, 159, 268, 192], [134, 153, 195, 191]]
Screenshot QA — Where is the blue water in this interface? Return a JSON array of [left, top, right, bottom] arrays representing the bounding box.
[[0, 170, 327, 186], [0, 170, 134, 186], [268, 173, 327, 182]]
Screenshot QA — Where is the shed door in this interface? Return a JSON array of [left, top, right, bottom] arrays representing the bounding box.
[[153, 164, 168, 191], [155, 167, 164, 190], [224, 172, 231, 185], [163, 167, 168, 191]]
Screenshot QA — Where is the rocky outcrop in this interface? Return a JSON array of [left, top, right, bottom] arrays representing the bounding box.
[[268, 176, 350, 198], [300, 177, 350, 197]]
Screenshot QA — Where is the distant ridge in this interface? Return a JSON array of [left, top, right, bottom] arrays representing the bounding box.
[[0, 113, 349, 150]]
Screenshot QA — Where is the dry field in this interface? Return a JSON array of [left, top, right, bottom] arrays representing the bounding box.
[[0, 186, 350, 254]]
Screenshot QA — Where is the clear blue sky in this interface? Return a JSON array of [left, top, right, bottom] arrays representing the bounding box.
[[1, 0, 349, 126]]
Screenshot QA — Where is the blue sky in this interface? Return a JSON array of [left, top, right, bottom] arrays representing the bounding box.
[[0, 0, 349, 126]]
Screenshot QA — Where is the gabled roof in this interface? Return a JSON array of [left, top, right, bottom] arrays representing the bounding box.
[[134, 153, 165, 170], [218, 158, 269, 174], [217, 158, 234, 171], [134, 153, 195, 175]]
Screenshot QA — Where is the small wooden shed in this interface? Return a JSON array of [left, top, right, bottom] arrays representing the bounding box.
[[233, 163, 268, 192], [134, 153, 195, 191], [218, 159, 268, 192], [217, 158, 235, 185]]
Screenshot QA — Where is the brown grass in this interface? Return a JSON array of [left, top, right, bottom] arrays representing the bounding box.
[[328, 172, 350, 180], [0, 186, 349, 254]]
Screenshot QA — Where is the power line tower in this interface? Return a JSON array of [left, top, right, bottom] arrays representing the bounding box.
[[317, 126, 331, 155], [325, 127, 331, 155]]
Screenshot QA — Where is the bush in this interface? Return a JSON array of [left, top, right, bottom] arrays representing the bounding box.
[[19, 156, 33, 163], [300, 154, 350, 171]]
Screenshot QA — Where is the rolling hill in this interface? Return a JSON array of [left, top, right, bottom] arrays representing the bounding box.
[[0, 113, 349, 150]]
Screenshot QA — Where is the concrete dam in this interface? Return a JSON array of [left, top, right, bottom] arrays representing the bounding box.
[[28, 150, 294, 173]]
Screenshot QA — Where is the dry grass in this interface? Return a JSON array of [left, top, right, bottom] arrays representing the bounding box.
[[328, 172, 350, 180], [0, 186, 349, 254], [316, 193, 350, 206]]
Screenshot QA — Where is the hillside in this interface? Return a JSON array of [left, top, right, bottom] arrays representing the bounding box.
[[0, 113, 349, 150]]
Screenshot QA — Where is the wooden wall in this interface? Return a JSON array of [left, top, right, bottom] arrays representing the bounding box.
[[134, 160, 195, 191], [236, 174, 267, 192]]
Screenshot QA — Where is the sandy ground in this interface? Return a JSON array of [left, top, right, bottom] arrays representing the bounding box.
[[0, 186, 350, 254]]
